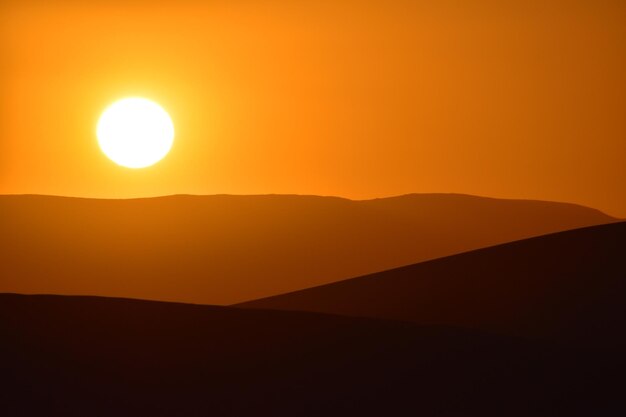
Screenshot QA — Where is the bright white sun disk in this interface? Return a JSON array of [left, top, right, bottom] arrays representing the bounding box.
[[97, 98, 174, 168]]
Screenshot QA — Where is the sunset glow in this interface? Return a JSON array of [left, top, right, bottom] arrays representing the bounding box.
[[1, 2, 625, 215]]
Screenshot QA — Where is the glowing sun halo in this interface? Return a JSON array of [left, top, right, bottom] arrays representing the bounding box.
[[97, 98, 174, 168]]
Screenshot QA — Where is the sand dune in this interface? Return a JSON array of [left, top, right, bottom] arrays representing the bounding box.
[[1, 294, 623, 417], [239, 222, 626, 348]]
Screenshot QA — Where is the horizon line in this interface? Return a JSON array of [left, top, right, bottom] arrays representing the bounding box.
[[0, 192, 621, 219]]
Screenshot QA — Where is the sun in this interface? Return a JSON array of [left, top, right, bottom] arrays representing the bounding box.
[[97, 97, 175, 168]]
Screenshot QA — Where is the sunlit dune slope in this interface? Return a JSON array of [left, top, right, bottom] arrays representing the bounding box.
[[1, 294, 623, 417], [239, 222, 626, 348], [0, 193, 616, 304]]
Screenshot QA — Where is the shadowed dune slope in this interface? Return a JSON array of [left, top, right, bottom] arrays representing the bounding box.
[[0, 194, 616, 305], [1, 294, 623, 417], [238, 222, 626, 348]]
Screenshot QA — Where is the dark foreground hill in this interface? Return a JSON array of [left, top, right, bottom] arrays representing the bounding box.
[[1, 294, 623, 417], [0, 194, 616, 305], [239, 222, 626, 349]]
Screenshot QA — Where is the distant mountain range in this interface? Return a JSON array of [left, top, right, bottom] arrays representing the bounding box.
[[0, 193, 617, 304]]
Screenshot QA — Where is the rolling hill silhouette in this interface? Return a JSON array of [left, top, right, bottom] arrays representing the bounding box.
[[1, 294, 623, 417], [239, 222, 626, 348], [0, 194, 616, 305]]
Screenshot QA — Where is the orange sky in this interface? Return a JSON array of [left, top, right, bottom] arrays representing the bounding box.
[[1, 0, 625, 216]]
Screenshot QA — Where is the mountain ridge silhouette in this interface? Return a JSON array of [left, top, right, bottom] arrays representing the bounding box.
[[1, 193, 617, 304]]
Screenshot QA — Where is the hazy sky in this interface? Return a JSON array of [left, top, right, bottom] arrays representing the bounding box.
[[1, 0, 625, 216]]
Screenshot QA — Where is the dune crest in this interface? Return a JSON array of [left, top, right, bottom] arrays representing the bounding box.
[[239, 222, 626, 348]]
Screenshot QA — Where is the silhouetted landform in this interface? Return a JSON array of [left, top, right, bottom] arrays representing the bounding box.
[[1, 294, 623, 417], [0, 194, 616, 305], [239, 222, 626, 349]]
